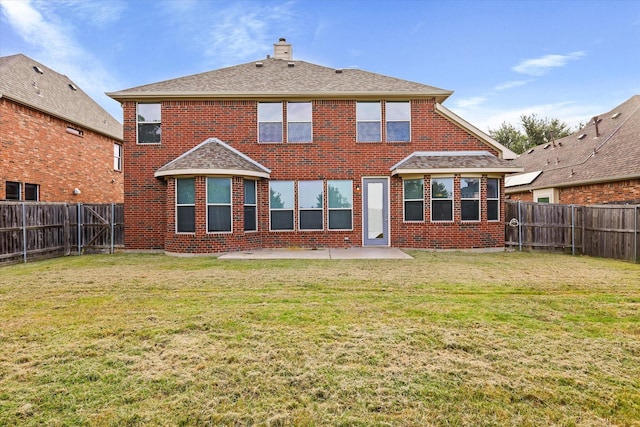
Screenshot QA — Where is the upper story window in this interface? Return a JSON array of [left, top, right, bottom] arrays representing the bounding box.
[[357, 102, 381, 142], [487, 178, 500, 222], [114, 144, 122, 171], [258, 102, 283, 143], [287, 102, 312, 143], [5, 181, 21, 200], [403, 178, 424, 221], [386, 102, 411, 142], [460, 178, 480, 221], [25, 183, 39, 201], [431, 177, 453, 222], [137, 103, 161, 144]]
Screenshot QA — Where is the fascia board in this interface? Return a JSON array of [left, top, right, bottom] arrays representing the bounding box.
[[154, 168, 270, 179]]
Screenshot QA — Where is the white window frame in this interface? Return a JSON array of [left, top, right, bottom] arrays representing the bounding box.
[[114, 144, 122, 171], [269, 181, 295, 231], [258, 102, 283, 143], [403, 178, 424, 222], [386, 101, 411, 142], [430, 177, 454, 222], [244, 179, 257, 232], [175, 178, 195, 233], [356, 101, 381, 142], [206, 177, 232, 233], [328, 180, 353, 230], [24, 183, 39, 201], [460, 177, 481, 222], [487, 178, 500, 222], [287, 102, 312, 143], [136, 103, 161, 144], [298, 180, 324, 231], [6, 181, 21, 200]]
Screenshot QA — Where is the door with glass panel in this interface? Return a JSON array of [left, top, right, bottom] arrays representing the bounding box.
[[362, 178, 389, 246]]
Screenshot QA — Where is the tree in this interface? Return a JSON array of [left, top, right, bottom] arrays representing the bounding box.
[[489, 114, 573, 154]]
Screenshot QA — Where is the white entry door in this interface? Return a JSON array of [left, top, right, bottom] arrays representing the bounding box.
[[362, 178, 389, 246]]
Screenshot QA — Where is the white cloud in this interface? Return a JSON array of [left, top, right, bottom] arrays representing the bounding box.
[[454, 96, 486, 109], [494, 79, 534, 91], [513, 51, 586, 76]]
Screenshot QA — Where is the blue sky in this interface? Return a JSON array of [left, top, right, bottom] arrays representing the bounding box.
[[1, 0, 639, 132]]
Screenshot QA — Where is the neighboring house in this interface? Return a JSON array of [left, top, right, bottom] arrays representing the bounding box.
[[107, 39, 521, 255], [0, 54, 123, 203], [506, 95, 640, 205]]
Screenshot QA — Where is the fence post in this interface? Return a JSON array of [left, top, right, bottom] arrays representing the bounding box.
[[571, 204, 575, 256], [110, 203, 115, 255], [77, 203, 82, 255], [22, 202, 27, 263], [518, 200, 522, 251], [635, 206, 638, 263]]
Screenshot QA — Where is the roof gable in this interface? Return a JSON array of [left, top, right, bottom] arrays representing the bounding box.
[[391, 151, 523, 175], [155, 138, 271, 178], [507, 95, 640, 192], [107, 58, 453, 102], [0, 54, 122, 140]]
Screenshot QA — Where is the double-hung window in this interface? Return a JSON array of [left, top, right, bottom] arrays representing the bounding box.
[[298, 181, 323, 230], [207, 178, 232, 232], [460, 178, 480, 221], [24, 184, 39, 201], [244, 179, 257, 231], [258, 102, 283, 143], [386, 102, 411, 142], [431, 178, 453, 222], [328, 180, 353, 230], [487, 178, 500, 221], [357, 102, 381, 142], [137, 103, 161, 144], [287, 102, 312, 143], [403, 178, 424, 221], [270, 181, 294, 230], [176, 178, 195, 233], [5, 181, 20, 200], [114, 144, 122, 171]]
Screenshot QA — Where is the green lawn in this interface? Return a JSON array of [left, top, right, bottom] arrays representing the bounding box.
[[0, 251, 639, 426]]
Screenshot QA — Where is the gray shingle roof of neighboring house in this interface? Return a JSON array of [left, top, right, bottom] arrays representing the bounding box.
[[0, 53, 122, 140], [506, 95, 640, 192], [391, 151, 523, 175], [155, 138, 271, 178], [107, 57, 454, 102]]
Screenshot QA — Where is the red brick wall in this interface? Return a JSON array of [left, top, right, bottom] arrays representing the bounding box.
[[507, 179, 640, 205], [1, 98, 123, 203], [123, 99, 506, 252]]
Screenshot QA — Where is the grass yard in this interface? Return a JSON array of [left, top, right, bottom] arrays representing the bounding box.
[[0, 251, 639, 426]]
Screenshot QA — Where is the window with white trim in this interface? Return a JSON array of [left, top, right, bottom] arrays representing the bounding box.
[[137, 103, 161, 144], [259, 102, 283, 143], [287, 102, 312, 143], [270, 181, 294, 230], [5, 181, 20, 200], [328, 180, 353, 230], [460, 178, 480, 221], [487, 178, 500, 221], [25, 183, 39, 201], [114, 144, 122, 171], [403, 178, 424, 221], [207, 178, 232, 232], [357, 102, 381, 142], [431, 177, 453, 222], [298, 180, 323, 230], [176, 178, 195, 233], [244, 179, 257, 231], [386, 101, 411, 142]]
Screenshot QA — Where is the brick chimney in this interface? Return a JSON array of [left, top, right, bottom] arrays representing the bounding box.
[[273, 38, 292, 60]]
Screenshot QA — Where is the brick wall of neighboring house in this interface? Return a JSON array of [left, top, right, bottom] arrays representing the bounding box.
[[122, 99, 506, 252], [507, 179, 640, 205], [0, 98, 124, 203]]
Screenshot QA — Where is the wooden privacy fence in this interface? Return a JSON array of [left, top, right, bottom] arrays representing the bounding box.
[[505, 201, 640, 263], [0, 203, 123, 265]]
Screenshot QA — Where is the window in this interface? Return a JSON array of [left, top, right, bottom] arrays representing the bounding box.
[[176, 178, 195, 233], [25, 183, 39, 201], [386, 102, 410, 142], [357, 102, 381, 142], [244, 179, 257, 231], [259, 102, 283, 143], [114, 144, 122, 171], [270, 181, 294, 230], [460, 178, 480, 221], [5, 181, 20, 200], [298, 181, 323, 230], [403, 178, 424, 221], [137, 103, 161, 144], [328, 180, 353, 230], [287, 102, 312, 143], [431, 178, 453, 222], [487, 178, 500, 221], [207, 178, 232, 232]]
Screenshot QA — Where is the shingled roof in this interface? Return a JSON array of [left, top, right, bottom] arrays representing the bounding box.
[[107, 57, 453, 102], [0, 54, 122, 140], [155, 138, 270, 179], [506, 95, 640, 192], [391, 151, 523, 175]]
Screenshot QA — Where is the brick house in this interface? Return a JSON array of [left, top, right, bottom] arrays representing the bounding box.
[[0, 54, 123, 203], [107, 39, 521, 255], [506, 95, 640, 205]]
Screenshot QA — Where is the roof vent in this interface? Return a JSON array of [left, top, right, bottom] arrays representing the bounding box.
[[527, 148, 534, 154], [287, 62, 295, 68], [33, 65, 44, 74], [255, 62, 263, 68], [611, 112, 622, 119], [68, 83, 77, 91], [543, 144, 550, 149], [577, 134, 587, 140], [593, 116, 601, 137], [335, 69, 343, 74]]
